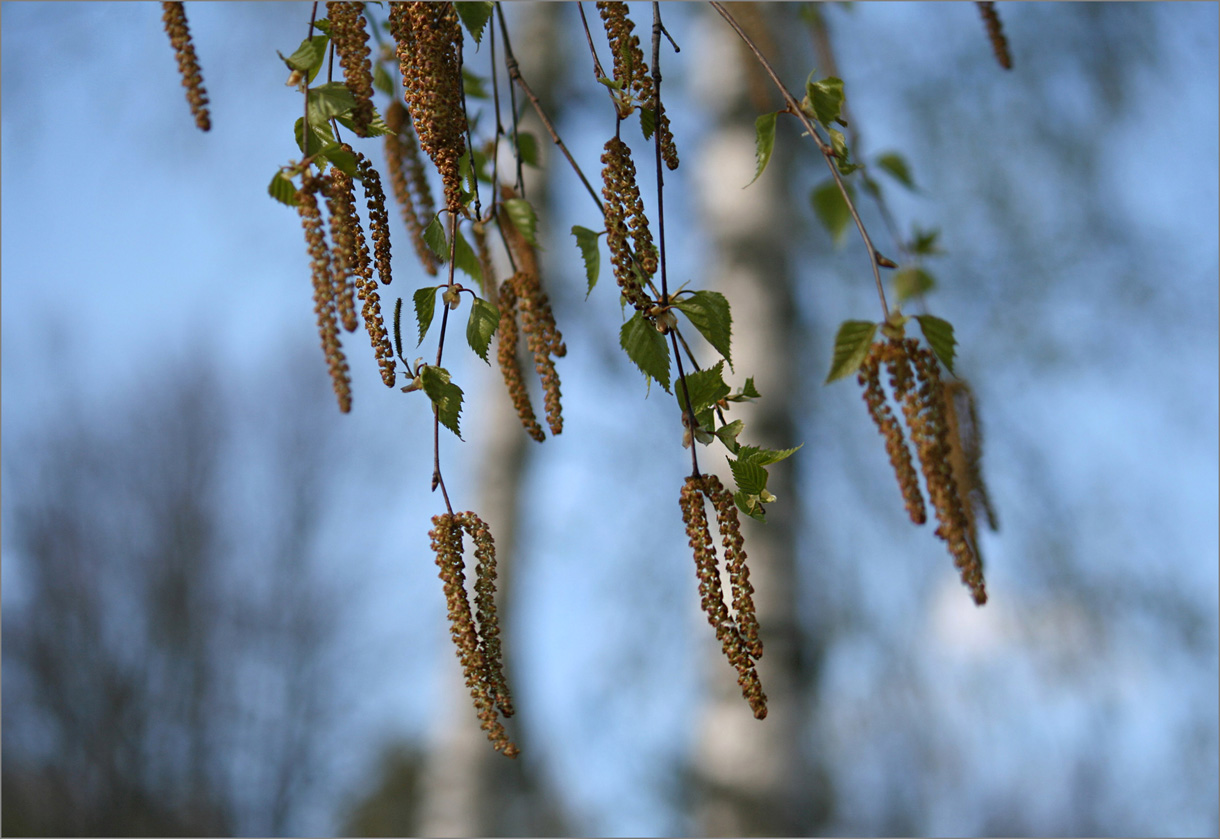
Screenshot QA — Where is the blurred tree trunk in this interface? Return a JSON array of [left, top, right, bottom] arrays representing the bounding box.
[[415, 5, 567, 835], [687, 5, 831, 834]]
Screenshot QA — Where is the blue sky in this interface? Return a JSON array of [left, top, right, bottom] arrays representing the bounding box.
[[3, 2, 1218, 834]]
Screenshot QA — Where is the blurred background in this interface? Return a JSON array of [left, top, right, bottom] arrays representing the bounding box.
[[2, 2, 1216, 835]]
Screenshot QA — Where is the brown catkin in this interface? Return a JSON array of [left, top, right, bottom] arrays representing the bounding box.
[[600, 138, 655, 311], [296, 176, 352, 413], [680, 476, 767, 720], [498, 188, 565, 436], [429, 513, 518, 757], [390, 1, 467, 213], [325, 166, 360, 333], [161, 2, 211, 131], [327, 2, 376, 135], [457, 511, 514, 719], [384, 100, 440, 275], [357, 155, 394, 286], [944, 379, 998, 532], [859, 341, 926, 525], [906, 342, 987, 605], [496, 280, 545, 442], [976, 2, 1012, 70]]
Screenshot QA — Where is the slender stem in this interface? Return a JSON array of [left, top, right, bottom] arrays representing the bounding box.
[[652, 3, 669, 305], [671, 331, 701, 478], [577, 2, 608, 81], [431, 212, 460, 513], [709, 1, 891, 320]]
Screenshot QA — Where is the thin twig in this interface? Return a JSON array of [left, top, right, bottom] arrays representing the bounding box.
[[709, 1, 891, 320], [498, 5, 605, 214]]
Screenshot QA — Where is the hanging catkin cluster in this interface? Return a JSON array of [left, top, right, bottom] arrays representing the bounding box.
[[680, 475, 766, 719], [384, 100, 440, 275], [596, 1, 679, 168], [859, 338, 988, 604], [160, 2, 210, 132], [429, 512, 517, 757], [601, 137, 656, 312], [389, 1, 467, 213], [976, 1, 1013, 70], [327, 2, 377, 135], [296, 175, 353, 413], [355, 154, 397, 387], [495, 187, 566, 440]]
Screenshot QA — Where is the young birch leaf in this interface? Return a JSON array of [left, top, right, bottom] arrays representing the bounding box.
[[915, 314, 956, 374], [308, 81, 358, 123], [828, 128, 858, 175], [453, 228, 483, 286], [571, 226, 601, 294], [465, 296, 500, 363], [502, 197, 540, 248], [321, 144, 359, 177], [268, 171, 298, 206], [728, 456, 769, 498], [454, 2, 494, 44], [826, 320, 877, 383], [516, 132, 539, 167], [279, 35, 328, 82], [672, 290, 733, 370], [715, 419, 745, 454], [739, 377, 761, 399], [806, 76, 845, 127], [423, 215, 447, 262], [413, 286, 438, 345], [676, 361, 729, 415], [811, 179, 854, 246], [420, 365, 464, 438], [748, 112, 779, 187], [620, 312, 671, 393], [893, 266, 935, 303], [735, 491, 767, 523], [876, 151, 917, 191], [736, 443, 802, 466], [639, 106, 656, 140]]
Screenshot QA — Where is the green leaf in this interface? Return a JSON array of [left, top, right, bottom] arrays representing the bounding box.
[[268, 171, 298, 207], [892, 266, 935, 303], [738, 377, 761, 399], [875, 151, 917, 191], [811, 179, 854, 246], [452, 228, 484, 288], [307, 81, 357, 123], [910, 226, 943, 256], [294, 117, 335, 158], [420, 365, 465, 438], [825, 319, 877, 383], [423, 215, 447, 262], [279, 35, 328, 83], [715, 419, 745, 453], [465, 296, 500, 363], [914, 314, 956, 374], [806, 76, 845, 127], [747, 112, 778, 187], [454, 1, 494, 44], [735, 490, 767, 522], [728, 456, 769, 498], [413, 286, 438, 345], [571, 226, 601, 294], [337, 110, 393, 138], [672, 290, 733, 370], [736, 443, 802, 467], [321, 144, 358, 177], [828, 128, 858, 175], [373, 62, 395, 98], [310, 19, 332, 36], [620, 312, 671, 393], [676, 361, 730, 416], [639, 106, 656, 140], [501, 198, 539, 248], [461, 66, 490, 99], [516, 132, 539, 167]]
